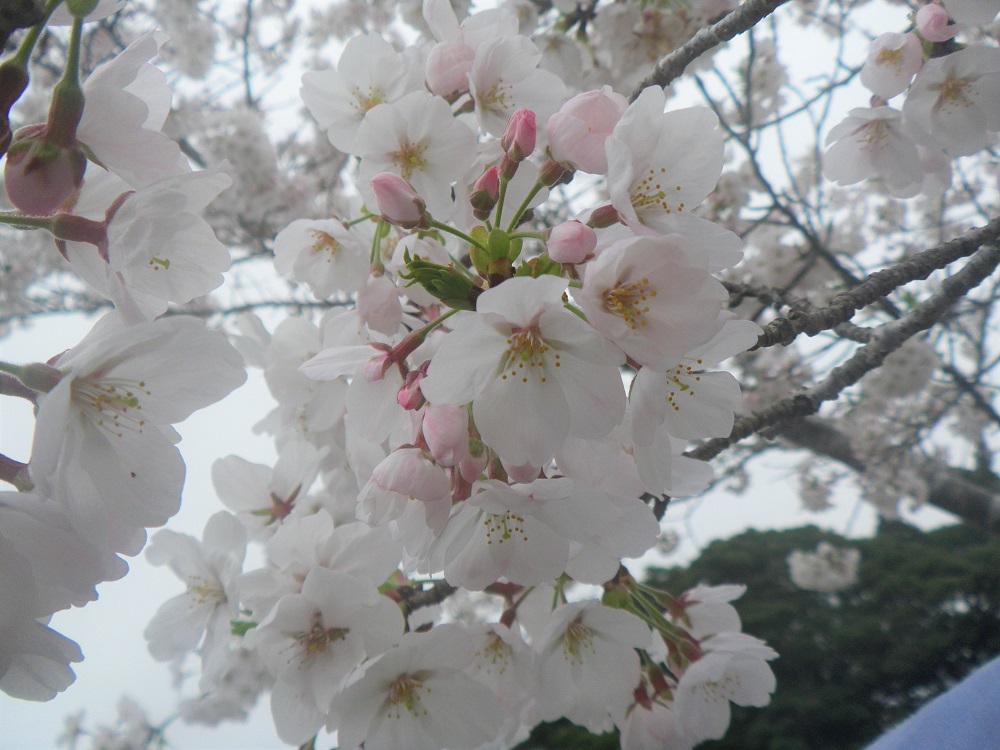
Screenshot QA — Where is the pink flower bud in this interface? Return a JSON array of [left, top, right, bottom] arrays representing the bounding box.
[[546, 86, 628, 175], [369, 172, 428, 229], [372, 447, 449, 503], [471, 166, 500, 220], [363, 349, 393, 382], [397, 369, 426, 410], [547, 220, 597, 264], [422, 403, 469, 467], [426, 41, 475, 97], [916, 3, 960, 42], [459, 448, 488, 484], [4, 138, 86, 215], [500, 108, 536, 162]]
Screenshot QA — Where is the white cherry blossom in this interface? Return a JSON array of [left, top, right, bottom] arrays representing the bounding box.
[[468, 35, 567, 137], [356, 91, 478, 218], [301, 33, 423, 154], [860, 33, 923, 100], [824, 106, 924, 196], [674, 634, 777, 743], [331, 624, 503, 750], [532, 601, 651, 733], [420, 275, 626, 468], [76, 31, 190, 188], [29, 313, 246, 553], [62, 168, 234, 322], [143, 511, 247, 664], [606, 87, 740, 266], [273, 218, 369, 299], [578, 233, 728, 369], [247, 567, 404, 746], [903, 45, 1000, 157]]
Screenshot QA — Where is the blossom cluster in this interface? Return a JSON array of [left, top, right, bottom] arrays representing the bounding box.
[[0, 3, 245, 704], [122, 1, 783, 747], [824, 0, 1000, 197], [0, 1, 786, 748]]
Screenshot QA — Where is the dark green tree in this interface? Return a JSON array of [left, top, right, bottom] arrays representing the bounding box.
[[516, 522, 1000, 750]]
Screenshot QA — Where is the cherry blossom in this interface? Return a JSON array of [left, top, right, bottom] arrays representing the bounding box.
[[301, 33, 423, 154], [860, 33, 923, 99], [29, 313, 246, 553], [547, 86, 629, 174], [787, 541, 861, 593], [468, 34, 567, 138], [902, 45, 1000, 156], [273, 218, 369, 298], [824, 106, 924, 196], [143, 512, 247, 664], [331, 625, 503, 750], [246, 567, 404, 746], [61, 167, 234, 321], [532, 601, 652, 733], [420, 275, 626, 468], [674, 634, 777, 743], [577, 233, 728, 369], [606, 87, 736, 260], [76, 31, 190, 188], [356, 91, 478, 218]]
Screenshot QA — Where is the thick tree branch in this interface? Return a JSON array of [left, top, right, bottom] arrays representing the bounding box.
[[630, 0, 790, 99], [779, 418, 1000, 533], [691, 244, 1000, 461], [753, 217, 1000, 350]]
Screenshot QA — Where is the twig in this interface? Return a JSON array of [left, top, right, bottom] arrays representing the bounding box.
[[690, 244, 1000, 461], [752, 217, 1000, 350], [629, 0, 791, 99]]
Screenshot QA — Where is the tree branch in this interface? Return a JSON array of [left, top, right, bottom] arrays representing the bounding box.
[[399, 580, 456, 618], [691, 244, 1000, 461], [779, 418, 1000, 533], [630, 0, 791, 99], [752, 217, 1000, 350]]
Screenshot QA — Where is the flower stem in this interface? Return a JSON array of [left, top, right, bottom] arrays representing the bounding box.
[[494, 175, 509, 227], [428, 219, 486, 250], [0, 211, 55, 231]]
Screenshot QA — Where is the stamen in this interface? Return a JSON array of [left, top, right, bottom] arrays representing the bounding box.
[[604, 277, 656, 330], [387, 674, 428, 718], [499, 328, 552, 385], [73, 378, 150, 439]]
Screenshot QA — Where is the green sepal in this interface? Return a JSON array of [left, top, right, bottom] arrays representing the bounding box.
[[487, 227, 510, 260], [514, 254, 561, 279], [601, 585, 632, 610], [230, 620, 257, 637], [399, 250, 482, 310], [507, 237, 523, 261]]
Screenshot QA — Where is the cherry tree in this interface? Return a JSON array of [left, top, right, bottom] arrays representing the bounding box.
[[0, 0, 998, 748]]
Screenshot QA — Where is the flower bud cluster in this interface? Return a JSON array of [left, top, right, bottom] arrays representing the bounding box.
[[824, 1, 1000, 197]]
